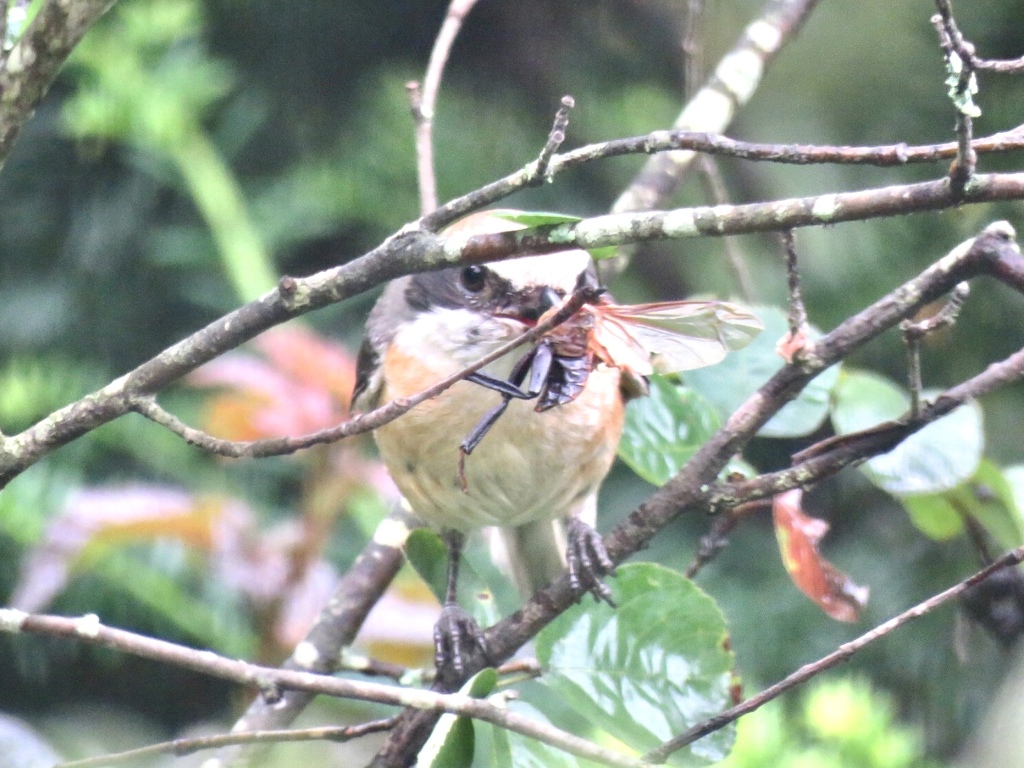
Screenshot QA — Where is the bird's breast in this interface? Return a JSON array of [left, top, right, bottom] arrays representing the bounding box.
[[375, 340, 624, 532]]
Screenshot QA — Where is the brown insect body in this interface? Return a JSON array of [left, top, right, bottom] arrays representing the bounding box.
[[531, 308, 596, 412], [458, 290, 764, 483]]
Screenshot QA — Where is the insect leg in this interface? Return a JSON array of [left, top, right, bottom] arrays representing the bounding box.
[[460, 399, 512, 460], [525, 341, 554, 399], [464, 372, 534, 400], [458, 345, 546, 489]]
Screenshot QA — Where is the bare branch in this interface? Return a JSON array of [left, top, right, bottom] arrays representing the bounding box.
[[0, 0, 118, 171], [0, 610, 649, 768], [413, 0, 481, 215], [901, 281, 970, 417], [780, 230, 808, 335], [644, 543, 1024, 763], [420, 124, 1024, 234], [555, 128, 1024, 172], [450, 173, 1024, 263], [528, 95, 575, 183], [717, 344, 1024, 508], [56, 718, 399, 768], [681, 0, 707, 99], [5, 173, 1024, 491], [684, 501, 767, 579], [933, 0, 1024, 74], [931, 7, 979, 196]]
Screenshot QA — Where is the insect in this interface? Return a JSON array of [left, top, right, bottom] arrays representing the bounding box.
[[457, 285, 763, 485]]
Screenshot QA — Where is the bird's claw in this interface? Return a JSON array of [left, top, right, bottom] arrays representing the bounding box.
[[434, 603, 490, 689], [566, 518, 617, 606]]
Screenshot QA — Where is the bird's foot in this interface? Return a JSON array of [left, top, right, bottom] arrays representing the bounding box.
[[566, 518, 617, 606], [434, 602, 490, 689]]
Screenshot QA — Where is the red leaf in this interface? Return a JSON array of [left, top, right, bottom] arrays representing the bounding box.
[[773, 488, 869, 622], [187, 326, 356, 440]]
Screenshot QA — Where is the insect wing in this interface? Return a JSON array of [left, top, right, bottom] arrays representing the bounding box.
[[596, 301, 763, 373], [589, 311, 655, 376]]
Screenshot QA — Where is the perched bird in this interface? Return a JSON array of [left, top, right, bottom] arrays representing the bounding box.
[[352, 212, 627, 682], [352, 210, 761, 684]]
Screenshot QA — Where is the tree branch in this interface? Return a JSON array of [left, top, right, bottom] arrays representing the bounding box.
[[410, 0, 481, 215], [211, 505, 416, 766], [4, 171, 1024, 487], [0, 0, 118, 171], [933, 0, 1024, 75], [57, 718, 400, 768], [0, 609, 649, 768]]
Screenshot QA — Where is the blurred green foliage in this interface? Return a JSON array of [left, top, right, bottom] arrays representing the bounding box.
[[2, 0, 1024, 764], [721, 677, 943, 768]]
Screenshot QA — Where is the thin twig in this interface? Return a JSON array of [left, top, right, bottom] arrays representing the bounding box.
[[932, 6, 978, 197], [413, 0, 481, 215], [933, 0, 1024, 74], [644, 544, 1024, 763], [780, 230, 808, 334], [681, 0, 707, 99], [528, 95, 575, 183], [900, 281, 969, 417], [684, 501, 768, 579], [420, 126, 1024, 233], [129, 286, 595, 458], [0, 610, 647, 768], [56, 718, 400, 768], [561, 127, 1024, 174]]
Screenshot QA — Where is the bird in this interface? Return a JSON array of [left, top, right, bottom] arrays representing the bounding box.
[[352, 210, 630, 686], [352, 210, 763, 686]]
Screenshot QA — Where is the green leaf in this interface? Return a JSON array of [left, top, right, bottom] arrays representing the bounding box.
[[536, 563, 736, 765], [962, 460, 1023, 548], [491, 210, 616, 261], [420, 669, 498, 768], [406, 530, 502, 627], [829, 369, 908, 433], [1003, 464, 1024, 525], [831, 370, 983, 495], [476, 701, 590, 768], [899, 495, 964, 540], [492, 210, 582, 228], [684, 306, 839, 438], [902, 459, 1024, 546], [406, 528, 449, 605], [618, 376, 721, 486]]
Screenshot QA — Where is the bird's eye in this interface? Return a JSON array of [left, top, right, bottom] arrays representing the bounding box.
[[460, 265, 487, 293]]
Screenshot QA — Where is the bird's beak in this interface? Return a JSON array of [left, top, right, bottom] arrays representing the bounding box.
[[505, 285, 562, 325]]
